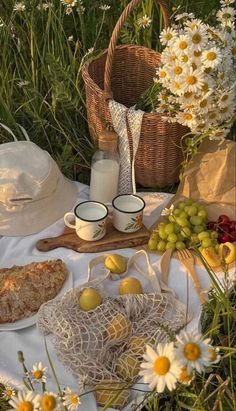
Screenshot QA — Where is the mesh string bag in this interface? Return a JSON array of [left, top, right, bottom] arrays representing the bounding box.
[[37, 251, 191, 408]]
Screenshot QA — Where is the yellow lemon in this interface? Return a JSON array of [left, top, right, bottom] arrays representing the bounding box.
[[127, 335, 148, 356], [79, 288, 102, 311], [95, 380, 129, 408], [200, 247, 221, 268], [115, 352, 141, 381], [106, 314, 131, 341], [219, 242, 236, 265], [105, 254, 127, 274], [119, 277, 143, 295]]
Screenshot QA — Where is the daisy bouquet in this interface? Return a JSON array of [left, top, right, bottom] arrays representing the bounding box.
[[151, 0, 236, 167]]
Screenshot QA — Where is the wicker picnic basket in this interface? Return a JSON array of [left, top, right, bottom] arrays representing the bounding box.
[[82, 0, 188, 188]]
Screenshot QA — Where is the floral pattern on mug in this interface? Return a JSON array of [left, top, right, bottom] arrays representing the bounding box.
[[92, 220, 106, 239], [125, 214, 143, 231]]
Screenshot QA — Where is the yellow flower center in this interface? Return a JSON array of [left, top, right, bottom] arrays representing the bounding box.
[[160, 104, 169, 110], [201, 82, 209, 92], [205, 67, 212, 74], [159, 70, 167, 78], [184, 343, 201, 361], [192, 33, 202, 44], [209, 112, 216, 119], [165, 33, 173, 41], [207, 52, 216, 61], [232, 47, 236, 55], [33, 370, 43, 379], [200, 99, 207, 108], [18, 402, 34, 411], [221, 107, 229, 113], [198, 123, 206, 129], [153, 356, 170, 375], [186, 75, 197, 85], [64, 0, 74, 3], [174, 66, 183, 75], [221, 94, 229, 102], [192, 62, 198, 71], [183, 113, 193, 121], [222, 13, 231, 19], [41, 395, 56, 411], [184, 91, 193, 98], [179, 40, 187, 50], [69, 395, 79, 405], [6, 389, 13, 397], [179, 367, 192, 383], [194, 50, 202, 57], [181, 55, 189, 62], [174, 82, 181, 90], [208, 348, 217, 362]]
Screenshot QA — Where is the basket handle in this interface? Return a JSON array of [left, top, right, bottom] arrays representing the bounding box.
[[104, 0, 170, 95]]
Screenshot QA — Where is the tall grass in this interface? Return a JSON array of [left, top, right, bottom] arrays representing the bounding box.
[[0, 0, 221, 182]]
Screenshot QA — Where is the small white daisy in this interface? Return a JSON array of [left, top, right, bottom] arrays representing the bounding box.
[[175, 12, 195, 21], [160, 27, 178, 46], [161, 204, 174, 216], [99, 4, 111, 11], [182, 67, 205, 93], [41, 392, 62, 411], [60, 0, 77, 7], [13, 2, 26, 11], [220, 0, 235, 5], [65, 6, 73, 14], [175, 331, 212, 374], [217, 6, 236, 22], [138, 14, 152, 29], [139, 343, 182, 393], [187, 27, 207, 51], [208, 346, 221, 364], [31, 362, 47, 383], [177, 110, 197, 128], [178, 367, 194, 385], [209, 128, 230, 140], [63, 387, 81, 411], [218, 89, 235, 107], [185, 19, 204, 31], [9, 390, 41, 411], [202, 47, 222, 68], [68, 35, 74, 42], [1, 385, 16, 399]]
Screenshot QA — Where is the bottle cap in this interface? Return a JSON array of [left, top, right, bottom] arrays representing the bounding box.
[[98, 130, 118, 152]]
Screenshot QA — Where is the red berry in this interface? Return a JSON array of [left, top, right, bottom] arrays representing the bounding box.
[[207, 221, 217, 230], [218, 214, 230, 224], [218, 233, 231, 243], [229, 230, 236, 241], [218, 223, 230, 233]]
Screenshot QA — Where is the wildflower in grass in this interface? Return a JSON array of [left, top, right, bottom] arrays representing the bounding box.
[[1, 385, 16, 399], [139, 343, 182, 393], [160, 28, 178, 46], [68, 35, 74, 42], [220, 0, 235, 5], [9, 390, 41, 411], [41, 392, 62, 411], [161, 204, 174, 216], [31, 362, 47, 383], [13, 2, 26, 11], [176, 331, 212, 373], [99, 4, 111, 11], [138, 15, 152, 29], [208, 346, 221, 364], [65, 7, 73, 15], [63, 387, 81, 411], [178, 367, 194, 385]]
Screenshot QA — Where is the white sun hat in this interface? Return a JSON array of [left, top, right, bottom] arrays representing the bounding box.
[[0, 129, 77, 236]]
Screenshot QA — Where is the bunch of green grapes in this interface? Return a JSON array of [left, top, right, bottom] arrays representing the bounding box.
[[148, 199, 218, 252]]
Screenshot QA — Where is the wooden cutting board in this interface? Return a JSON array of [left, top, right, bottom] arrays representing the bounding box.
[[36, 218, 150, 253]]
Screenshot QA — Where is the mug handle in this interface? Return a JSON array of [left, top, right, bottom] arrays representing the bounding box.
[[64, 212, 76, 229]]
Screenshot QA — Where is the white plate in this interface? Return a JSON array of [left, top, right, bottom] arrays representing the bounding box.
[[0, 255, 73, 331]]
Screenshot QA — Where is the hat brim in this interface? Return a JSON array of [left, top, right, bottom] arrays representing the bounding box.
[[0, 176, 77, 237]]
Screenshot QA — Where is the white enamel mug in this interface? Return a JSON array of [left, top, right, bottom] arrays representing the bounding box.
[[64, 201, 108, 241], [112, 194, 145, 233]]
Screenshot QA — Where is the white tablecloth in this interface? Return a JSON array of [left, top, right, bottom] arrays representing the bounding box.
[[0, 182, 217, 410]]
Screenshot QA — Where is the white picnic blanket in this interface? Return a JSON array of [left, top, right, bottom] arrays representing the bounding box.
[[0, 181, 217, 410]]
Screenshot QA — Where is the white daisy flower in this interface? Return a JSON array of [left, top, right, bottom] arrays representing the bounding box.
[[60, 0, 77, 7], [202, 47, 222, 68], [65, 6, 73, 14], [68, 35, 74, 42], [196, 93, 214, 114], [63, 387, 81, 411], [169, 80, 185, 96], [220, 0, 235, 5], [187, 28, 207, 51], [99, 4, 111, 11], [175, 12, 195, 21], [31, 362, 47, 383], [174, 35, 190, 55], [2, 385, 16, 399], [175, 331, 212, 374], [41, 392, 62, 411], [9, 390, 41, 411], [218, 89, 235, 107], [178, 367, 194, 385], [139, 343, 182, 393], [182, 67, 205, 93], [185, 19, 204, 31], [160, 27, 178, 46], [138, 14, 152, 29], [209, 128, 230, 140], [13, 2, 26, 11], [217, 6, 236, 22], [220, 103, 235, 120], [208, 346, 221, 364], [161, 204, 174, 216], [177, 110, 197, 128]]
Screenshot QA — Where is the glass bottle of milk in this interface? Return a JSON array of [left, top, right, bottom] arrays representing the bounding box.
[[89, 130, 120, 203]]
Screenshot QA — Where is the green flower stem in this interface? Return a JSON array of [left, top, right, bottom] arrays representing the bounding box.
[[44, 338, 62, 396]]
